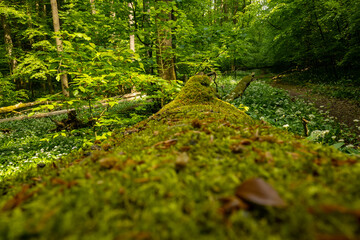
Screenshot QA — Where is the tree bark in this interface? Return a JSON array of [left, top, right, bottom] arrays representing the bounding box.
[[50, 0, 70, 97], [225, 73, 255, 101], [129, 2, 135, 53], [156, 0, 176, 80], [0, 92, 143, 123], [0, 15, 17, 76], [90, 0, 96, 14]]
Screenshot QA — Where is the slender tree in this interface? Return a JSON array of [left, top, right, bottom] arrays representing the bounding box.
[[129, 2, 135, 53], [156, 0, 176, 80], [90, 0, 96, 14], [1, 15, 17, 78], [50, 0, 69, 97]]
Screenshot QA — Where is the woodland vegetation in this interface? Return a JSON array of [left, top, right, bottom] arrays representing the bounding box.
[[0, 0, 360, 239]]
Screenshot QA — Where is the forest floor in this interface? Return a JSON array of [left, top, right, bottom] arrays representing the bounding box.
[[270, 80, 360, 137]]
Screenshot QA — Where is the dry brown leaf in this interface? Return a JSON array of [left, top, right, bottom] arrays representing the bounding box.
[[331, 158, 358, 167], [31, 177, 42, 182], [309, 205, 360, 218], [2, 185, 38, 211], [134, 177, 161, 183], [180, 146, 191, 152], [153, 139, 178, 149], [235, 178, 286, 207], [51, 178, 78, 188], [230, 143, 246, 154], [99, 157, 118, 169]]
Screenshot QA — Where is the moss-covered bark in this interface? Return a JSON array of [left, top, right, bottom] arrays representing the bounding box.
[[0, 76, 359, 240], [225, 73, 255, 101]]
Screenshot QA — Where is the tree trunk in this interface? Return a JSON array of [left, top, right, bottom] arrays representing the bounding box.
[[156, 0, 176, 80], [0, 15, 17, 77], [50, 0, 70, 97], [129, 2, 135, 53], [225, 73, 255, 101], [90, 0, 96, 14]]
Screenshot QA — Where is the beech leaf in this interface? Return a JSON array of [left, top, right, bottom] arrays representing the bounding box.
[[235, 178, 286, 207]]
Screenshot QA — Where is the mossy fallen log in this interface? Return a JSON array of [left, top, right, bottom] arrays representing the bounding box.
[[0, 76, 359, 240], [0, 101, 49, 114], [225, 72, 256, 101], [0, 92, 143, 124]]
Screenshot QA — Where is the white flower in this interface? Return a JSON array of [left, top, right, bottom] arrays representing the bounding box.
[[354, 119, 359, 122], [331, 136, 336, 140], [338, 139, 344, 142], [283, 124, 289, 128], [308, 130, 330, 141], [345, 144, 354, 148]]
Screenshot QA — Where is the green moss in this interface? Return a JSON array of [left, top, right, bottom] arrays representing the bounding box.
[[225, 75, 254, 101], [160, 75, 217, 112], [0, 75, 359, 240]]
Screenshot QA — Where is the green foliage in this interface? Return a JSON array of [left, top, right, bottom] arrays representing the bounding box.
[[0, 77, 28, 107], [216, 74, 359, 154], [0, 100, 153, 177]]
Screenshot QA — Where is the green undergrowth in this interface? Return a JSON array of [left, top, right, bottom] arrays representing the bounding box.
[[0, 76, 359, 239], [216, 73, 360, 154], [276, 71, 360, 104], [0, 100, 151, 177]]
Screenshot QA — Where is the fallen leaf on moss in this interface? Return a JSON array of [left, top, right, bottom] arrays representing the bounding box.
[[85, 172, 93, 179], [2, 185, 38, 211], [331, 158, 358, 166], [179, 146, 191, 152], [31, 177, 42, 182], [51, 178, 78, 188], [230, 143, 246, 153], [99, 157, 118, 169], [153, 139, 178, 149], [235, 178, 286, 207], [52, 162, 58, 169], [309, 205, 360, 218], [134, 177, 161, 183]]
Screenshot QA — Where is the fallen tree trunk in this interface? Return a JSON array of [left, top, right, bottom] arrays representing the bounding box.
[[225, 72, 256, 101], [0, 92, 143, 123], [0, 76, 359, 239], [0, 100, 51, 114]]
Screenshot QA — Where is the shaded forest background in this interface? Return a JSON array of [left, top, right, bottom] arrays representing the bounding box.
[[1, 0, 360, 106]]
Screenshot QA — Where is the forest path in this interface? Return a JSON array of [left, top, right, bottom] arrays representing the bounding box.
[[270, 80, 360, 138]]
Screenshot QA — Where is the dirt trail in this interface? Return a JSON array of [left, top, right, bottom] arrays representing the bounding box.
[[270, 81, 360, 138]]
